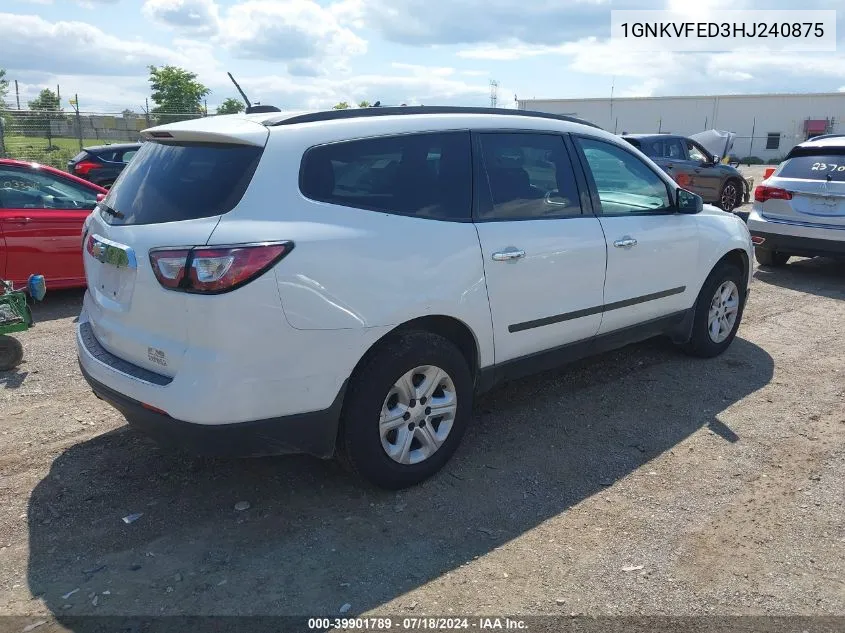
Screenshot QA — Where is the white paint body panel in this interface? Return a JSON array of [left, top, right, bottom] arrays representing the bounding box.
[[475, 218, 607, 362], [77, 110, 753, 428], [597, 214, 700, 333]]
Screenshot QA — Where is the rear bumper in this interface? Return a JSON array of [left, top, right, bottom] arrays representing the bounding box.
[[79, 361, 345, 459], [750, 230, 845, 258]]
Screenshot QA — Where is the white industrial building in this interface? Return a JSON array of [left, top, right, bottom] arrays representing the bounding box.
[[519, 92, 845, 161]]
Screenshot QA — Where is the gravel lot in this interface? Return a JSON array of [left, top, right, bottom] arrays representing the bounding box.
[[1, 252, 844, 624]]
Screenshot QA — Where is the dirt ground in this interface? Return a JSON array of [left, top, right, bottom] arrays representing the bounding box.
[[1, 254, 844, 625]]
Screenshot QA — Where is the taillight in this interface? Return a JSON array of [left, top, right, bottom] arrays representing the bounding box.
[[149, 242, 293, 294], [149, 249, 190, 289], [73, 160, 102, 176], [754, 185, 793, 203]]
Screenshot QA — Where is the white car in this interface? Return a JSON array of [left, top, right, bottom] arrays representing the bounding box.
[[749, 135, 845, 266], [76, 106, 753, 489]]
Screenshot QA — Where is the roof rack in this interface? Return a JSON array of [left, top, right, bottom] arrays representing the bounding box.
[[264, 106, 602, 130]]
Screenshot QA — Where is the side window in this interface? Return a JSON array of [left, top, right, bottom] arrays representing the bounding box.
[[0, 167, 99, 210], [576, 137, 672, 215], [477, 133, 581, 220], [666, 138, 685, 159], [300, 131, 472, 221], [121, 150, 138, 162], [686, 141, 709, 163]]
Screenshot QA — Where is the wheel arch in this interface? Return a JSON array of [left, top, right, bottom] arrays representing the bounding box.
[[348, 314, 482, 388], [717, 247, 750, 290]]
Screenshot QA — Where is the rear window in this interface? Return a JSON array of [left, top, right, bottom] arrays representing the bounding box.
[[102, 141, 263, 225], [779, 154, 845, 182], [71, 151, 88, 162], [299, 131, 472, 222]]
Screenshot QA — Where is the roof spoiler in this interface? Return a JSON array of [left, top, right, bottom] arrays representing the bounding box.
[[227, 72, 281, 115]]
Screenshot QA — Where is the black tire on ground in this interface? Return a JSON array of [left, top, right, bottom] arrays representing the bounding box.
[[755, 247, 790, 267], [717, 178, 742, 212], [681, 262, 746, 358], [0, 335, 24, 371], [337, 331, 473, 490]]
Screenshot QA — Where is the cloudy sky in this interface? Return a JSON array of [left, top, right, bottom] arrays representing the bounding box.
[[1, 0, 844, 113]]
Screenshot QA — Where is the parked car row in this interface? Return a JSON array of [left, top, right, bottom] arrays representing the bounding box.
[[3, 109, 843, 490]]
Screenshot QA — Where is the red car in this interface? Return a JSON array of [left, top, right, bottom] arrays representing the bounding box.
[[0, 159, 107, 290]]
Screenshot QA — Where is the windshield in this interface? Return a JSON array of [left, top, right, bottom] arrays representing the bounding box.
[[102, 141, 263, 225], [779, 154, 845, 182]]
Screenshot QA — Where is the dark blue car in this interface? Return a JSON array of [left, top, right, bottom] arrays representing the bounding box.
[[67, 142, 142, 189]]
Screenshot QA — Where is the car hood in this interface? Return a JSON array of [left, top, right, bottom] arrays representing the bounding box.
[[690, 130, 736, 163]]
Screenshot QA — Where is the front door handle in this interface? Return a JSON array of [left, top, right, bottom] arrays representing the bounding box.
[[492, 248, 526, 261], [613, 237, 638, 248]]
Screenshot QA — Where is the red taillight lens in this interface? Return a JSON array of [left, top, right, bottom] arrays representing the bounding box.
[[149, 249, 190, 289], [754, 185, 793, 203], [74, 160, 102, 176], [149, 242, 292, 293]]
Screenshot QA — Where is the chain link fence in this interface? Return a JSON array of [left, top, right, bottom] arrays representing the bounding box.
[[0, 104, 204, 170]]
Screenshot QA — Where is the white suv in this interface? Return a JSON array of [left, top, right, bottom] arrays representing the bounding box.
[[748, 135, 845, 266], [76, 106, 753, 489]]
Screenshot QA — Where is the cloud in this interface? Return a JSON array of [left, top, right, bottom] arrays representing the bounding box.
[[357, 0, 645, 47], [217, 0, 366, 73], [142, 0, 219, 34], [0, 13, 185, 76], [237, 67, 490, 110]]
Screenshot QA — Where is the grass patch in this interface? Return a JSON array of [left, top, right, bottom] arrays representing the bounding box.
[[3, 136, 115, 170]]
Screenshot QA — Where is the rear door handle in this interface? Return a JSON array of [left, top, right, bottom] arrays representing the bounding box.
[[492, 248, 526, 261], [613, 237, 638, 248], [6, 217, 33, 224]]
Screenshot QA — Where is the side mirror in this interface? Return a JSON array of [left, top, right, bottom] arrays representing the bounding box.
[[96, 193, 106, 202], [677, 187, 703, 214]]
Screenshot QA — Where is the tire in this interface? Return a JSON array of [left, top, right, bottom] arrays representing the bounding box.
[[337, 331, 473, 489], [755, 247, 790, 267], [0, 336, 24, 371], [682, 262, 746, 358], [718, 178, 742, 212]]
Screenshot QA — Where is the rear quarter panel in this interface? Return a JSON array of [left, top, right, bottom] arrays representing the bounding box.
[[206, 124, 495, 369]]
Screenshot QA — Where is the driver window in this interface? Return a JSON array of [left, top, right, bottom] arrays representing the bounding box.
[[0, 167, 99, 210], [686, 141, 708, 163], [477, 133, 582, 220]]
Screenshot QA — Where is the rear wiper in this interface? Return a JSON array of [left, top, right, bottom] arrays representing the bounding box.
[[98, 203, 125, 219]]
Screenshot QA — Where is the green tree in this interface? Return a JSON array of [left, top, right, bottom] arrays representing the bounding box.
[[148, 65, 210, 123], [217, 97, 245, 115], [0, 69, 8, 106], [333, 101, 350, 110], [27, 88, 65, 146], [358, 100, 370, 108]]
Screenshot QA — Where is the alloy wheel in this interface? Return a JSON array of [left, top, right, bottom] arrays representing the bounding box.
[[721, 183, 739, 211]]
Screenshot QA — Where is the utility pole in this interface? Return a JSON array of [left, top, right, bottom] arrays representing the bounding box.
[[143, 97, 151, 128], [70, 94, 82, 151], [609, 76, 614, 130], [748, 117, 756, 165], [56, 84, 61, 102], [489, 80, 498, 108], [14, 80, 20, 109]]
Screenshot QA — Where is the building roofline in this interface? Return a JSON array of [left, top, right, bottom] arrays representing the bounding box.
[[519, 91, 845, 104]]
